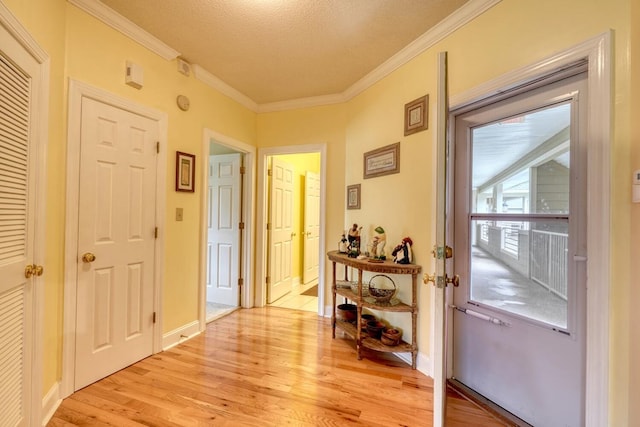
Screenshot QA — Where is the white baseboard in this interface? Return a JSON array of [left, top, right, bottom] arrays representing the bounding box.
[[395, 350, 432, 377], [162, 320, 201, 350], [41, 382, 61, 426]]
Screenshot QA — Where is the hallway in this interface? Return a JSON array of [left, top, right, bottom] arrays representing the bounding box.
[[48, 308, 504, 426]]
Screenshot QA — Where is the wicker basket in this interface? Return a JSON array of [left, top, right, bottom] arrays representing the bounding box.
[[381, 328, 401, 346], [367, 274, 396, 303]]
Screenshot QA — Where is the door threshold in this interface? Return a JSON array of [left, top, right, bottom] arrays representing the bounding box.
[[448, 379, 533, 427]]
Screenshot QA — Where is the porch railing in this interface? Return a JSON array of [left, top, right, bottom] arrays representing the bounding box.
[[530, 229, 568, 300]]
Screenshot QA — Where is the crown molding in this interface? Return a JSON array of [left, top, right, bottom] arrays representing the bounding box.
[[1, 1, 49, 63], [67, 0, 180, 60], [257, 93, 346, 113], [69, 0, 500, 113], [259, 0, 501, 113], [343, 0, 501, 101], [193, 65, 258, 112]]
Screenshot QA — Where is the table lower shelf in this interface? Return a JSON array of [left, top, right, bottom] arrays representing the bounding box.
[[334, 319, 415, 354]]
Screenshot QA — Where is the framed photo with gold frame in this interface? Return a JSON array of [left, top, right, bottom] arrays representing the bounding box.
[[404, 95, 428, 136], [347, 184, 361, 210], [176, 151, 195, 192]]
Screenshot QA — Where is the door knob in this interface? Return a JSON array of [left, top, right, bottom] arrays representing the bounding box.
[[24, 264, 44, 278], [423, 273, 459, 288], [291, 232, 297, 238], [446, 274, 460, 287], [25, 264, 35, 278], [423, 273, 436, 285], [82, 252, 96, 263]]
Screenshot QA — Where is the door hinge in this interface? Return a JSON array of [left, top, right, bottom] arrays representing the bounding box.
[[152, 312, 157, 323], [240, 166, 246, 174], [267, 169, 272, 176], [154, 227, 158, 239], [266, 276, 270, 285], [156, 141, 160, 153], [266, 223, 271, 230], [239, 222, 245, 230], [238, 278, 244, 287]]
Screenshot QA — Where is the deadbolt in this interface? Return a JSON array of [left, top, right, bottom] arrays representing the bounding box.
[[82, 252, 96, 263]]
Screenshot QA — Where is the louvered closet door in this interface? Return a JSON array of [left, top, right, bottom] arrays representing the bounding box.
[[0, 46, 37, 426]]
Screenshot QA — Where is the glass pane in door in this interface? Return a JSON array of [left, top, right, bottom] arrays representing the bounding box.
[[468, 103, 571, 329]]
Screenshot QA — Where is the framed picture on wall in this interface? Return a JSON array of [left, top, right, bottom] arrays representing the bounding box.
[[347, 184, 361, 210], [404, 95, 429, 136], [363, 142, 400, 179], [176, 151, 195, 192]]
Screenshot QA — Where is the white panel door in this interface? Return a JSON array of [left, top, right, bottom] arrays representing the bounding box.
[[302, 171, 320, 285], [75, 97, 157, 390], [207, 153, 241, 307], [0, 36, 39, 427], [452, 73, 587, 426], [267, 158, 294, 304]]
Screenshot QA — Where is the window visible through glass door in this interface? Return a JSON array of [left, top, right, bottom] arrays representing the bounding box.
[[469, 103, 571, 329]]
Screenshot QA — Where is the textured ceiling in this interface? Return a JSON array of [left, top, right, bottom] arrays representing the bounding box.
[[99, 0, 469, 105]]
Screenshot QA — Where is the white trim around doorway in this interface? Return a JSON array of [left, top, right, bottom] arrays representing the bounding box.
[[255, 144, 328, 316], [438, 31, 611, 427], [199, 129, 256, 329], [61, 79, 168, 398]]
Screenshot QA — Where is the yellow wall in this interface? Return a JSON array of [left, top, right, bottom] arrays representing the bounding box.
[[260, 1, 635, 424], [63, 4, 257, 335], [273, 153, 321, 281], [3, 0, 258, 397], [3, 0, 638, 424], [257, 104, 348, 295], [629, 0, 640, 422]]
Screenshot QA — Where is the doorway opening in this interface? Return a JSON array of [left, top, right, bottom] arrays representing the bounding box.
[[200, 129, 255, 328], [256, 145, 327, 315], [265, 153, 321, 312]]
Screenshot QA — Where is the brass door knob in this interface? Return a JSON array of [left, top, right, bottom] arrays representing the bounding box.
[[423, 273, 436, 285], [446, 274, 460, 287], [25, 264, 35, 278], [82, 252, 96, 263], [24, 264, 44, 278]]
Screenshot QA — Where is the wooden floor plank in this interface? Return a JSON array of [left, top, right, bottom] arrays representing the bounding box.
[[48, 307, 504, 426]]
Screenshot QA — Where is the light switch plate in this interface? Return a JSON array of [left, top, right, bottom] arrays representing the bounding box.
[[176, 207, 183, 221]]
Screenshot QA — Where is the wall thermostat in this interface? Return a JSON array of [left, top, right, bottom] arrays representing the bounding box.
[[176, 95, 190, 111]]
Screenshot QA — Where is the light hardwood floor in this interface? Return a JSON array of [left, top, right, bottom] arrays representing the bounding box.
[[48, 307, 505, 426]]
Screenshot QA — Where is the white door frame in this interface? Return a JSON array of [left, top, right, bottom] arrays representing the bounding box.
[[0, 3, 49, 423], [255, 144, 327, 315], [62, 79, 167, 398], [432, 32, 611, 426], [200, 128, 255, 325]]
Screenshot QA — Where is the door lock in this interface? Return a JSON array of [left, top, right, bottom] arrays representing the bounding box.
[[431, 245, 453, 259]]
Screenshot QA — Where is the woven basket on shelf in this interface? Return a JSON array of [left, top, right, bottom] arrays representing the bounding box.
[[367, 274, 396, 303]]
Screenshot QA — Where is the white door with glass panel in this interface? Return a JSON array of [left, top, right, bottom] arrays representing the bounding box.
[[207, 153, 241, 306], [302, 171, 320, 285], [267, 158, 294, 303], [451, 72, 587, 426], [75, 97, 158, 390]]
